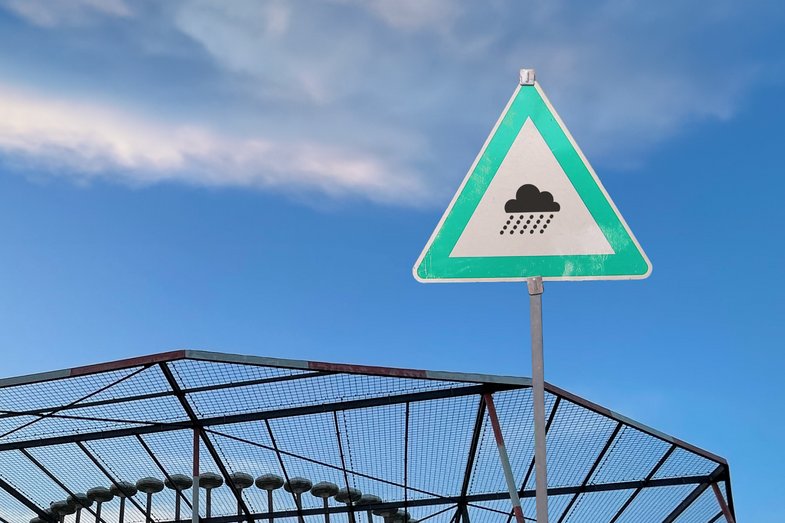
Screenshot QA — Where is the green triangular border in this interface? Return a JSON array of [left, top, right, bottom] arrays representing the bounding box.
[[414, 83, 651, 282]]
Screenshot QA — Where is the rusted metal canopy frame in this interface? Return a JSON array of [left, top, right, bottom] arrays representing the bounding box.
[[0, 350, 734, 523], [483, 392, 525, 523]]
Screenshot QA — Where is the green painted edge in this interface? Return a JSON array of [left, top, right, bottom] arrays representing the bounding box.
[[415, 84, 650, 281]]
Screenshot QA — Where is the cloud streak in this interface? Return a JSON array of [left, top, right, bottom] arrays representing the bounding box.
[[0, 0, 778, 205], [0, 85, 426, 204], [0, 0, 130, 27]]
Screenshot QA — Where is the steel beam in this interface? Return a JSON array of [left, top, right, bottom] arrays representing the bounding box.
[[711, 482, 735, 523], [455, 395, 487, 523], [484, 392, 525, 523]]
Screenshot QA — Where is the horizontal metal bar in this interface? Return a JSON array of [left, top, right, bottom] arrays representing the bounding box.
[[0, 384, 502, 451], [153, 474, 713, 523]]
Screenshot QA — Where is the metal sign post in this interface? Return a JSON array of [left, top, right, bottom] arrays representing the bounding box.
[[414, 69, 654, 523], [192, 428, 200, 523], [528, 277, 548, 522]]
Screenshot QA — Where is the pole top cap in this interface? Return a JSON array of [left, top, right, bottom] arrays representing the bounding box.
[[519, 68, 536, 86]]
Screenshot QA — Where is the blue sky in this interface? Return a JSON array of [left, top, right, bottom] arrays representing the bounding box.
[[0, 0, 783, 520]]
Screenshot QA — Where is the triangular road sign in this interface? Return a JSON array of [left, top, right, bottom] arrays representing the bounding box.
[[414, 71, 651, 282]]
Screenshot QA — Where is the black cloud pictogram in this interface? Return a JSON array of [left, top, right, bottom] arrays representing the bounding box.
[[504, 184, 560, 213]]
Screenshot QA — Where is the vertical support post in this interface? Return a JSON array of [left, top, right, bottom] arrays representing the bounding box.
[[192, 428, 200, 523], [527, 276, 549, 523], [711, 483, 735, 523], [483, 392, 525, 523]]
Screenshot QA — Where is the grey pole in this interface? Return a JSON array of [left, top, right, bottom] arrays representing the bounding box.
[[192, 429, 200, 523], [527, 277, 548, 522], [165, 474, 193, 522], [255, 474, 284, 523]]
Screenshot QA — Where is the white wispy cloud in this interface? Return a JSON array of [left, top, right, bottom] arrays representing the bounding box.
[[0, 84, 426, 203], [0, 0, 775, 203], [0, 0, 130, 26], [171, 0, 758, 164], [337, 0, 462, 32]]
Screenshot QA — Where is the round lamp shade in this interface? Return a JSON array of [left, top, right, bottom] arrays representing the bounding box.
[[136, 477, 165, 494], [284, 477, 313, 495], [86, 486, 114, 504], [199, 472, 224, 489], [372, 507, 398, 518], [110, 481, 138, 498], [50, 500, 76, 516], [165, 474, 193, 491], [255, 474, 284, 491], [229, 472, 254, 490], [67, 493, 91, 509], [335, 487, 362, 504], [358, 494, 381, 506], [311, 482, 339, 499]]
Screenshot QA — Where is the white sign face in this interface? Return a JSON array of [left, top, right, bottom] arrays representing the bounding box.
[[413, 80, 651, 282], [450, 118, 614, 258]]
